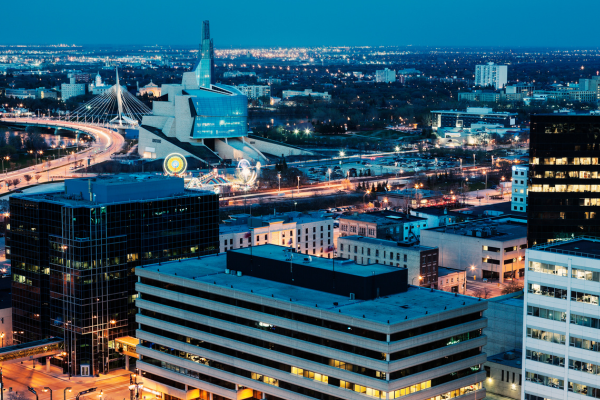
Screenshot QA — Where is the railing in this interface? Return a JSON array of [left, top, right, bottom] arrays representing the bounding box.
[[530, 236, 600, 259]]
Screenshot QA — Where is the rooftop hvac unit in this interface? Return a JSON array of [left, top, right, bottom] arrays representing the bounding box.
[[504, 351, 517, 360], [237, 271, 243, 277], [225, 269, 230, 274], [303, 256, 312, 263], [350, 293, 355, 300]]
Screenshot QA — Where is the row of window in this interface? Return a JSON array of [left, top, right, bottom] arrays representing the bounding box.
[[530, 184, 600, 193], [526, 305, 566, 322], [526, 349, 564, 366], [532, 157, 600, 165], [338, 244, 410, 262], [528, 261, 568, 276], [569, 359, 600, 375], [526, 327, 566, 344], [525, 371, 563, 389]]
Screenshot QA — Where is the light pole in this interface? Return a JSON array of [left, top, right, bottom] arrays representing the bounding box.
[[2, 156, 9, 176], [0, 332, 4, 347], [411, 276, 423, 286], [277, 172, 281, 193], [327, 168, 331, 186], [297, 176, 300, 194], [64, 388, 72, 400], [363, 190, 371, 208], [484, 171, 487, 189], [43, 388, 52, 400]]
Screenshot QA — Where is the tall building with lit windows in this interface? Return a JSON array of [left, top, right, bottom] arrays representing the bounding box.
[[135, 245, 487, 400], [528, 114, 600, 246], [522, 237, 600, 400], [7, 175, 218, 377]]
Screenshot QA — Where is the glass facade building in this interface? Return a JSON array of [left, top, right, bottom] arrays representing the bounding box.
[[188, 85, 248, 139], [7, 177, 219, 376], [528, 114, 600, 245]]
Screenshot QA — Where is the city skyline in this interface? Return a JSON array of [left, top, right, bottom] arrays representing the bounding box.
[[1, 0, 600, 47]]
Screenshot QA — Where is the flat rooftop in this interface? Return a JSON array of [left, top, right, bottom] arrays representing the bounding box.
[[339, 235, 436, 252], [138, 253, 482, 325], [455, 202, 527, 218], [428, 217, 527, 241], [487, 350, 523, 369], [231, 245, 398, 277], [340, 211, 425, 224], [438, 267, 464, 277], [532, 238, 600, 259]]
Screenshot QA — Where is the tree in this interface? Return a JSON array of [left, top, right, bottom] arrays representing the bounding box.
[[11, 178, 20, 188], [34, 174, 42, 183], [501, 281, 524, 295], [23, 174, 32, 184]]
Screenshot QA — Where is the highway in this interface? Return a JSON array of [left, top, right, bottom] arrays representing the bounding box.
[[0, 118, 125, 192]]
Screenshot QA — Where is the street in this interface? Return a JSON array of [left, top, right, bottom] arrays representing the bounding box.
[[1, 363, 130, 400]]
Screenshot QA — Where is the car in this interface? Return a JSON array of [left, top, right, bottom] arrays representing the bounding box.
[[14, 189, 23, 193], [1, 274, 9, 279], [490, 185, 498, 190]]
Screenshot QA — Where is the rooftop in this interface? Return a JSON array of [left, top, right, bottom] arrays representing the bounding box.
[[340, 210, 425, 224], [138, 253, 483, 325], [438, 267, 465, 277], [488, 290, 524, 308], [338, 235, 436, 252], [531, 238, 600, 259], [427, 216, 527, 241], [487, 350, 523, 369]]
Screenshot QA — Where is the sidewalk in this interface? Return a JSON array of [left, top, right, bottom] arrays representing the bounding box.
[[19, 362, 130, 383]]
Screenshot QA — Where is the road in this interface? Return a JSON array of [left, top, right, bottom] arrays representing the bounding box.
[[1, 363, 130, 400], [0, 118, 125, 192]]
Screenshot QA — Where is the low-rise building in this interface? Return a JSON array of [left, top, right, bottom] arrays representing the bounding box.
[[420, 216, 527, 283], [431, 107, 517, 130], [512, 165, 528, 213], [282, 89, 331, 101], [438, 267, 467, 294], [337, 235, 438, 287], [410, 207, 460, 228], [219, 212, 334, 257], [484, 350, 523, 400], [135, 244, 488, 400], [339, 210, 428, 242]]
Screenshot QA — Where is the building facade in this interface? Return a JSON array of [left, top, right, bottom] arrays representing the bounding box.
[[219, 212, 334, 257], [375, 68, 396, 83], [475, 63, 507, 90], [236, 85, 271, 99], [420, 216, 527, 283], [484, 350, 522, 400], [337, 235, 438, 287], [339, 211, 428, 242], [512, 165, 529, 213], [522, 237, 600, 400], [431, 108, 517, 130], [61, 74, 86, 101], [528, 114, 600, 246], [282, 89, 331, 101], [7, 175, 219, 376], [135, 246, 488, 400]]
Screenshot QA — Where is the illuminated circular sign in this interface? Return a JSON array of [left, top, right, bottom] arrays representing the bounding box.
[[163, 153, 187, 176]]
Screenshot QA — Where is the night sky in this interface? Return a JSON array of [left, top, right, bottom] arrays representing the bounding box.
[[3, 0, 599, 47]]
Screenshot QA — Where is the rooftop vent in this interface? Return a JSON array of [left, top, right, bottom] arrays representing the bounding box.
[[504, 351, 517, 360]]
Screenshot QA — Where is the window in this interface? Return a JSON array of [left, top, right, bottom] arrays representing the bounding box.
[[526, 327, 566, 344], [525, 372, 563, 389], [528, 261, 568, 276], [404, 254, 407, 262], [264, 234, 267, 240], [525, 350, 564, 366], [571, 290, 600, 305], [239, 238, 243, 244], [527, 305, 566, 322], [572, 267, 600, 282], [482, 246, 500, 252]]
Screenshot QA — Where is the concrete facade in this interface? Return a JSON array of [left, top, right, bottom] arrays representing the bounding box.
[[484, 350, 523, 400], [219, 212, 334, 257], [483, 292, 524, 356], [135, 251, 488, 400], [339, 211, 428, 242], [337, 235, 439, 287], [420, 216, 527, 283], [522, 238, 600, 400], [438, 267, 467, 295]]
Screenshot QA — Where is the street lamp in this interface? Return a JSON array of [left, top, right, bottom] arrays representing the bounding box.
[[327, 168, 331, 186], [297, 176, 300, 194], [0, 332, 4, 347], [277, 172, 281, 193], [363, 190, 371, 207], [2, 156, 9, 176], [64, 388, 72, 400], [43, 388, 52, 400], [412, 276, 423, 285]]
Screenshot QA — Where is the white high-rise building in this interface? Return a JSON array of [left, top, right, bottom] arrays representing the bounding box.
[[61, 74, 86, 101], [512, 165, 529, 213], [376, 68, 396, 83], [475, 63, 507, 89], [236, 84, 271, 99], [522, 237, 600, 400]]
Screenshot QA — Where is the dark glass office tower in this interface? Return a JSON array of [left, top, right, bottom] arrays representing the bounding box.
[[528, 114, 600, 246], [7, 175, 218, 376]]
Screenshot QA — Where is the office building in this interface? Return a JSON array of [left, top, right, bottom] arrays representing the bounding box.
[[135, 244, 487, 400], [282, 89, 331, 101], [528, 113, 600, 246], [522, 237, 600, 400], [420, 216, 527, 283], [431, 107, 517, 130], [339, 211, 428, 242], [337, 235, 439, 287], [236, 85, 271, 99], [7, 175, 219, 376], [512, 165, 529, 213], [223, 71, 256, 79], [376, 68, 396, 83], [61, 73, 86, 101], [475, 63, 507, 90], [220, 212, 334, 257], [138, 21, 313, 165]]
